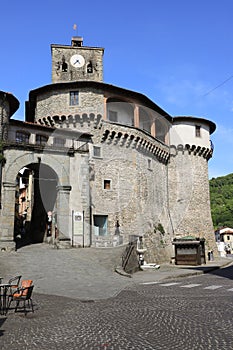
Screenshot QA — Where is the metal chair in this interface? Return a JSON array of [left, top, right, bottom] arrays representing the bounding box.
[[0, 275, 21, 315], [7, 279, 33, 313], [7, 284, 34, 315], [8, 275, 22, 295]]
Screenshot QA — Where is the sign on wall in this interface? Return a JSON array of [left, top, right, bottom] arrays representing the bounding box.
[[73, 211, 83, 236]]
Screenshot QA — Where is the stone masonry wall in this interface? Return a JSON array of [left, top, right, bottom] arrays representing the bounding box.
[[168, 146, 216, 252], [90, 122, 171, 249], [51, 46, 104, 83], [35, 88, 104, 122], [0, 95, 10, 141], [69, 152, 91, 246]]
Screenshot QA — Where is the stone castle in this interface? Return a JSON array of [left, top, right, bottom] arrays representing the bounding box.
[[0, 35, 216, 262]]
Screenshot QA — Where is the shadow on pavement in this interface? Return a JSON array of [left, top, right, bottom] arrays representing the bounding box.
[[208, 264, 233, 280], [0, 317, 7, 336], [175, 261, 233, 280]]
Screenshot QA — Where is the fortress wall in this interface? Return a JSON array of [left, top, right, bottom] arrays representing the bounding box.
[[168, 146, 216, 252]]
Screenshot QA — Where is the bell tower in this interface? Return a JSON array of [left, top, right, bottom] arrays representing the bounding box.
[[51, 36, 104, 83]]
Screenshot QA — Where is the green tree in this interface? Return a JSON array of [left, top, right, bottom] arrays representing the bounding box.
[[210, 173, 233, 228]]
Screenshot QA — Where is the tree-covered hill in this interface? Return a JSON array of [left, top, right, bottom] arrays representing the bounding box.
[[209, 173, 233, 229]]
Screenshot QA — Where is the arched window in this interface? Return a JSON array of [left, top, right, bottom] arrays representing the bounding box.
[[139, 108, 151, 134], [155, 119, 167, 143], [61, 55, 68, 72], [106, 98, 134, 126], [87, 61, 93, 73], [16, 131, 30, 144]]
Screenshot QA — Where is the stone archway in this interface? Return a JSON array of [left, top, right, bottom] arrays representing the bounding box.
[[1, 151, 71, 246], [14, 163, 58, 244]]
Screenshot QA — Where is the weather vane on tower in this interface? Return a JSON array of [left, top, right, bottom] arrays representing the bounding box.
[[73, 24, 78, 35]]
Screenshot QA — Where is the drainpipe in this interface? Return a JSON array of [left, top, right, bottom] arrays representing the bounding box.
[[0, 159, 2, 209], [0, 142, 6, 209], [89, 159, 94, 247], [89, 205, 92, 247], [0, 94, 6, 209], [71, 210, 74, 247], [82, 210, 85, 247]]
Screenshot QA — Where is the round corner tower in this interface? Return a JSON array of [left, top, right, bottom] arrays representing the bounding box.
[[168, 115, 216, 251]]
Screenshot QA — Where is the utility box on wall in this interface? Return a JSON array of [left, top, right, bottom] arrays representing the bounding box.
[[172, 237, 206, 266]]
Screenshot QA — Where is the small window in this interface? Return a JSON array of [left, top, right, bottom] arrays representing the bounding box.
[[36, 134, 48, 145], [54, 137, 65, 147], [148, 159, 152, 170], [227, 235, 230, 241], [195, 125, 201, 137], [93, 146, 101, 158], [108, 110, 118, 122], [16, 131, 30, 144], [70, 91, 79, 106], [104, 179, 111, 190]]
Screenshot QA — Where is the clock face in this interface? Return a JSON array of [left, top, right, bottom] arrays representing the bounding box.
[[70, 54, 85, 68]]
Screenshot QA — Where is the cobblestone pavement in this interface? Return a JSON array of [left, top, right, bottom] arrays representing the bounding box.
[[0, 244, 233, 349], [0, 244, 231, 300], [1, 269, 233, 350], [0, 244, 129, 300]]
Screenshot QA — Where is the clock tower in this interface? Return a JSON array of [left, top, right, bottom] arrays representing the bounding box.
[[51, 36, 104, 83]]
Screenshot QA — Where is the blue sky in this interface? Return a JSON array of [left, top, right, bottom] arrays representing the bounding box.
[[1, 0, 233, 178]]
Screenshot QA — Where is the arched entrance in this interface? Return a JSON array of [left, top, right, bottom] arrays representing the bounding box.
[[14, 163, 58, 245]]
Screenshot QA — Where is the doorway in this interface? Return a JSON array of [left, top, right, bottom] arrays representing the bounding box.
[[93, 215, 108, 236], [14, 163, 58, 246]]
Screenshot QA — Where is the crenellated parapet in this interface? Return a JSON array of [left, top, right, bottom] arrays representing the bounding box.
[[170, 143, 213, 160], [37, 113, 103, 130], [100, 121, 170, 163]]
